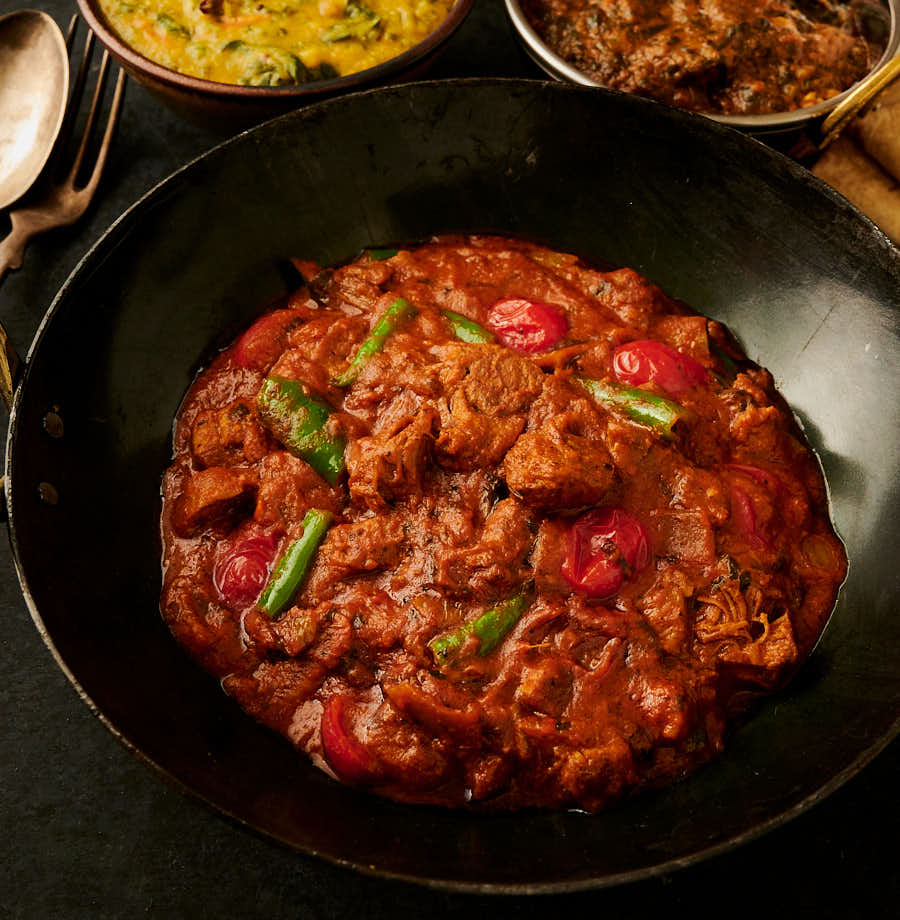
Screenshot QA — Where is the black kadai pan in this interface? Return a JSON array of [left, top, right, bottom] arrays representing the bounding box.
[[5, 79, 899, 892]]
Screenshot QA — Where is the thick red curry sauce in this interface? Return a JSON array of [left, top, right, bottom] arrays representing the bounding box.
[[161, 236, 846, 811]]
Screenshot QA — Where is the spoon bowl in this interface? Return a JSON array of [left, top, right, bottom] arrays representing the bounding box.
[[0, 10, 68, 210]]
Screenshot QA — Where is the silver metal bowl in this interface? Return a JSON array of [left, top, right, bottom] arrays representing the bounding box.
[[505, 0, 900, 143]]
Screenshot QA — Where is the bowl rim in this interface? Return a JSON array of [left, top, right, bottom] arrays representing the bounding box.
[[504, 0, 900, 130], [76, 0, 474, 99]]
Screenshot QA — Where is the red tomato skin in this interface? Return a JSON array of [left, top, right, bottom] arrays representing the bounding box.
[[562, 507, 652, 599], [213, 533, 279, 609], [320, 696, 379, 784], [725, 465, 781, 549], [726, 463, 783, 494], [612, 340, 708, 394], [233, 309, 303, 371], [486, 298, 568, 355], [728, 485, 770, 549]]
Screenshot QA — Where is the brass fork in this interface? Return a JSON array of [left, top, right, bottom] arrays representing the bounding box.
[[0, 15, 126, 285]]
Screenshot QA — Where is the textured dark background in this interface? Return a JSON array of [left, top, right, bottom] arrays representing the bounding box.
[[1, 1, 897, 916]]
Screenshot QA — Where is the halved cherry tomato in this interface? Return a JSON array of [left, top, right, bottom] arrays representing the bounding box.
[[320, 696, 380, 784], [213, 533, 279, 609], [725, 466, 780, 549], [726, 463, 783, 494], [485, 298, 568, 355], [233, 309, 303, 372], [727, 485, 768, 549], [562, 507, 651, 599], [612, 340, 707, 394]]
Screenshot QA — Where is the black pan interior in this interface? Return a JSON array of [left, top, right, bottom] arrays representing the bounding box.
[[7, 79, 900, 892]]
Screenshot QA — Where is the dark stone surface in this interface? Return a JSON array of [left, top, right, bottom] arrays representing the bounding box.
[[0, 1, 897, 916]]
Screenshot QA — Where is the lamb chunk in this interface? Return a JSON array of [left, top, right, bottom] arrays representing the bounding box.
[[302, 514, 406, 603], [346, 408, 437, 510], [588, 267, 674, 329], [556, 734, 636, 810], [162, 574, 247, 675], [353, 699, 451, 790], [225, 658, 323, 729], [461, 347, 545, 415], [434, 498, 534, 597], [253, 451, 341, 528], [435, 389, 526, 470], [530, 519, 571, 595], [650, 315, 712, 362], [352, 590, 409, 650], [434, 346, 545, 471], [604, 415, 654, 476], [626, 662, 692, 742], [328, 260, 394, 312], [319, 514, 406, 574], [340, 346, 443, 433], [243, 604, 325, 658], [464, 753, 513, 801], [515, 657, 573, 717], [503, 418, 615, 510], [525, 374, 606, 435], [637, 568, 694, 655], [373, 388, 427, 437], [191, 400, 269, 469], [283, 313, 369, 378], [224, 612, 353, 728], [173, 467, 257, 536], [267, 349, 336, 400], [647, 509, 716, 564], [345, 347, 443, 407]]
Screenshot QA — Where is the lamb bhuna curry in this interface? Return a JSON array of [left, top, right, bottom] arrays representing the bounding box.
[[161, 236, 847, 811], [99, 0, 455, 85]]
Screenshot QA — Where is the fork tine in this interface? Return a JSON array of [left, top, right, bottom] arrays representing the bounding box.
[[48, 25, 96, 183], [67, 47, 112, 186], [64, 13, 78, 50], [68, 26, 95, 121], [81, 66, 126, 198]]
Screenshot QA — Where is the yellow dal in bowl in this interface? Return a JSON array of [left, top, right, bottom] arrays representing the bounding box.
[[98, 0, 455, 85]]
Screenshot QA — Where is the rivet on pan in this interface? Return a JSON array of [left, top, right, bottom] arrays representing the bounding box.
[[43, 406, 64, 438], [38, 482, 59, 505]]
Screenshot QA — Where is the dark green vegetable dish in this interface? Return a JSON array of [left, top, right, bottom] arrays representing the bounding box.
[[161, 236, 846, 810]]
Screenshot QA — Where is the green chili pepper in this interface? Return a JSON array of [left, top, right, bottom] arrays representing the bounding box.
[[156, 13, 190, 38], [442, 310, 495, 344], [257, 376, 346, 484], [332, 297, 416, 387], [427, 593, 530, 666], [576, 376, 690, 440], [366, 248, 398, 261], [320, 3, 380, 42], [258, 509, 333, 619]]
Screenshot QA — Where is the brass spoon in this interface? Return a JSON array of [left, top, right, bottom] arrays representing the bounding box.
[[819, 54, 900, 150], [0, 10, 68, 210]]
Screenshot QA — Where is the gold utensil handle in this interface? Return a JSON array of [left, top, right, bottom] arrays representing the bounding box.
[[819, 55, 900, 150], [0, 316, 21, 413], [0, 220, 29, 411]]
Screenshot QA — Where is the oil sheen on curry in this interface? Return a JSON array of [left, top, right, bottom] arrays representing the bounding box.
[[161, 236, 847, 811], [99, 0, 454, 85], [521, 0, 890, 115]]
